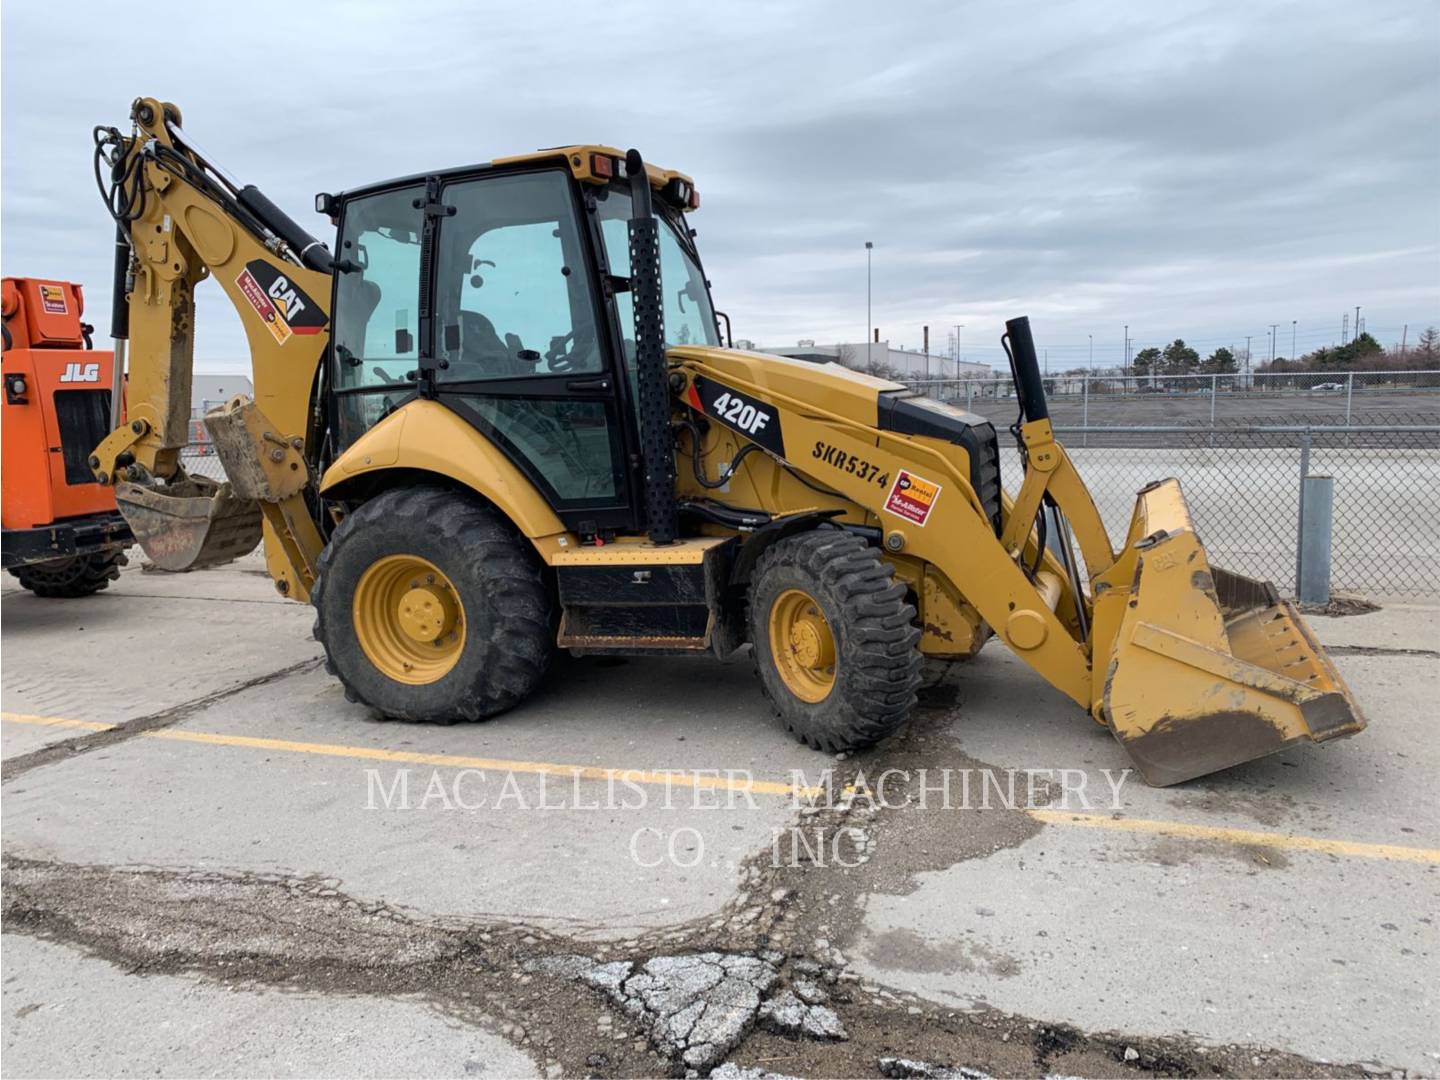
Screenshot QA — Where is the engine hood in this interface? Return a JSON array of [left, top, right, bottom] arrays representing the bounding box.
[[666, 345, 902, 428]]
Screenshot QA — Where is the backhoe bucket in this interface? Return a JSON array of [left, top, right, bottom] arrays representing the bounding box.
[[115, 476, 263, 572], [1098, 479, 1365, 786]]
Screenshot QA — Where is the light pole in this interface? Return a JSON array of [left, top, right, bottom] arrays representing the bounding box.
[[1269, 323, 1279, 364], [865, 241, 874, 369], [1088, 333, 1093, 369], [1123, 324, 1129, 368], [1291, 319, 1297, 362]]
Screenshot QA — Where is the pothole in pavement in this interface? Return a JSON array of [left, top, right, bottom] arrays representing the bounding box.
[[0, 690, 1383, 1078]]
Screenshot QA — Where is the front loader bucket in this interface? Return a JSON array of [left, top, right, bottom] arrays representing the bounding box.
[[115, 475, 263, 572], [1098, 479, 1365, 786]]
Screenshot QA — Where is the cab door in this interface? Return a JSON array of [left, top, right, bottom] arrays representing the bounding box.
[[430, 169, 638, 534]]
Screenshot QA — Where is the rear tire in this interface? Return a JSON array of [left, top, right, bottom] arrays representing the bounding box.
[[749, 529, 921, 752], [312, 486, 553, 723], [8, 549, 128, 598]]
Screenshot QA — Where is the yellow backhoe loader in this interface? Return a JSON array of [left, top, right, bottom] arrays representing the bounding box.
[[88, 98, 1364, 785]]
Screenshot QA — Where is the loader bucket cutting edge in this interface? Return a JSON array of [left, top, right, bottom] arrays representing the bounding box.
[[115, 479, 264, 572], [1098, 479, 1365, 787]]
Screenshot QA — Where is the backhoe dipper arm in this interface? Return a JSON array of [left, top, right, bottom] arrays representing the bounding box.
[[90, 97, 331, 599]]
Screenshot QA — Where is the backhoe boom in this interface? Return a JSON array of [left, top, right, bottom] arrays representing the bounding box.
[[91, 97, 328, 598]]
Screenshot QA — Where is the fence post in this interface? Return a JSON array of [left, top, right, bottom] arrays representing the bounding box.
[[1297, 475, 1334, 605], [1294, 428, 1312, 595], [1208, 374, 1218, 447], [1345, 372, 1354, 425], [1082, 374, 1089, 447]]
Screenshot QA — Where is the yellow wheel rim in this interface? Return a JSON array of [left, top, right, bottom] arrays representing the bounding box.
[[353, 555, 466, 685], [768, 588, 836, 703]]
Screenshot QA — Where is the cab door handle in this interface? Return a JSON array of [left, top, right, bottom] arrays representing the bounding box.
[[566, 377, 611, 392]]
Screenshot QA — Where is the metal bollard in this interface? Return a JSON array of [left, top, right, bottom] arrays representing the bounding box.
[[1297, 474, 1335, 605]]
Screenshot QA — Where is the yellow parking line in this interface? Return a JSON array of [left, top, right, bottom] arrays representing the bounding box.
[[1027, 809, 1440, 865], [2, 713, 113, 733], [4, 710, 1437, 863], [0, 712, 817, 798]]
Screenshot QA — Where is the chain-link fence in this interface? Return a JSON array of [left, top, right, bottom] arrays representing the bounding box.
[[907, 369, 1440, 599], [997, 420, 1439, 600], [179, 442, 227, 481], [907, 368, 1440, 429]]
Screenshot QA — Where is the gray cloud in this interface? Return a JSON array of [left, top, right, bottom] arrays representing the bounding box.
[[3, 0, 1435, 373]]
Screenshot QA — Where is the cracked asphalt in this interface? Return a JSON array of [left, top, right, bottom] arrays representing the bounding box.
[[2, 553, 1437, 1077]]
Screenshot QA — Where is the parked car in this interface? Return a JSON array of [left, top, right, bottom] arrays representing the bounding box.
[[1313, 382, 1345, 391]]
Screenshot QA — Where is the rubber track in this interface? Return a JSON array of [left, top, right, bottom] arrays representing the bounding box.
[[8, 550, 128, 598]]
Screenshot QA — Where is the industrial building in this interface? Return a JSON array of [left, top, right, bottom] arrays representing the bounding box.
[[191, 374, 254, 419], [757, 340, 994, 380]]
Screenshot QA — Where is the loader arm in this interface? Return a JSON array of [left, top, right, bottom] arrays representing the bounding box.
[[90, 98, 328, 599], [670, 323, 1364, 786]]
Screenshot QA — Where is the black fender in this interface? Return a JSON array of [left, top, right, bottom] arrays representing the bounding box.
[[729, 509, 847, 588]]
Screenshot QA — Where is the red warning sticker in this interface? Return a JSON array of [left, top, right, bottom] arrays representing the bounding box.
[[884, 469, 942, 526], [236, 267, 292, 345], [39, 284, 68, 315]]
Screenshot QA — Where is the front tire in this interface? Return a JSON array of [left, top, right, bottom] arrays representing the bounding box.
[[8, 549, 128, 598], [312, 486, 553, 723], [749, 529, 921, 752]]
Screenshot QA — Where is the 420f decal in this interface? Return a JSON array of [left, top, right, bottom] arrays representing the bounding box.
[[686, 375, 786, 457]]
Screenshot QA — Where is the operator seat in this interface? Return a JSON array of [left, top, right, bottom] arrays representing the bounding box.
[[451, 309, 532, 379], [335, 279, 382, 365]]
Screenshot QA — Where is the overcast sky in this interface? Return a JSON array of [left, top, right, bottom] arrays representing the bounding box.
[[3, 0, 1437, 373]]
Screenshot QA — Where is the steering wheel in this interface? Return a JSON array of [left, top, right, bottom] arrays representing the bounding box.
[[545, 325, 601, 374], [544, 330, 577, 372]]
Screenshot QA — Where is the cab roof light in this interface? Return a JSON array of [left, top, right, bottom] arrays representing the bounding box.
[[590, 153, 614, 179]]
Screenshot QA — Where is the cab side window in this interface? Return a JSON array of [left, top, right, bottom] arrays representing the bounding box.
[[332, 187, 423, 390], [436, 171, 602, 380]]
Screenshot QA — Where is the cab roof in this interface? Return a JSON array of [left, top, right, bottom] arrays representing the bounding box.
[[333, 145, 695, 207]]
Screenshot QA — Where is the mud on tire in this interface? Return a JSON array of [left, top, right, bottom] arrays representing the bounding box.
[[8, 549, 128, 598], [749, 529, 921, 752], [312, 486, 553, 723]]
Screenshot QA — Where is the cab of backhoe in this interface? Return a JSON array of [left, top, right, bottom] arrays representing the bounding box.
[[320, 148, 718, 540]]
